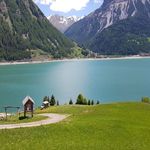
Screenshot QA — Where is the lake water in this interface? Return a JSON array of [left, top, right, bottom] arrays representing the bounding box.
[[0, 58, 150, 110]]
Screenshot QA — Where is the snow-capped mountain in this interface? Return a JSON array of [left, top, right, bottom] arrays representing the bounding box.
[[47, 15, 83, 33], [65, 0, 150, 55]]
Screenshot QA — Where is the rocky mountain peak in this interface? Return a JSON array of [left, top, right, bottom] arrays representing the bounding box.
[[65, 0, 150, 56], [47, 15, 83, 33], [93, 0, 150, 32]]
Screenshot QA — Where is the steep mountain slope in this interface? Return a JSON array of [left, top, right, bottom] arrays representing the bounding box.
[[89, 15, 150, 55], [0, 0, 74, 61], [47, 15, 82, 33], [65, 0, 150, 55]]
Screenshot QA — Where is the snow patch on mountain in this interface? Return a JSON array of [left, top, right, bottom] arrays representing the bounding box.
[[47, 15, 83, 32]]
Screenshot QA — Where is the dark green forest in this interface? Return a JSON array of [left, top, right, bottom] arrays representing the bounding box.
[[0, 0, 75, 61], [88, 15, 150, 55]]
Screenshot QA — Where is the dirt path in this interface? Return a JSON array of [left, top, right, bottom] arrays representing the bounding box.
[[0, 113, 69, 129]]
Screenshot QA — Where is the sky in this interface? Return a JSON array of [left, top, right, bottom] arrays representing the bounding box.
[[34, 0, 103, 17]]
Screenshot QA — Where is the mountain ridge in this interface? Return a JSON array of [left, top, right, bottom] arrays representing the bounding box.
[[0, 0, 76, 61], [65, 0, 150, 55], [47, 15, 83, 33]]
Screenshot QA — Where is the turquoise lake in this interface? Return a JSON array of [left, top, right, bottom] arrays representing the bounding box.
[[0, 58, 150, 110]]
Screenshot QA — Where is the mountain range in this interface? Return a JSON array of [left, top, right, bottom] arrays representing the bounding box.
[[0, 0, 80, 61], [65, 0, 150, 55], [47, 15, 83, 33], [1, 0, 150, 61]]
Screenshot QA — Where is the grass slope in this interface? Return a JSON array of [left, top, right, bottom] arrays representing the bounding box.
[[0, 114, 47, 125], [0, 102, 150, 150]]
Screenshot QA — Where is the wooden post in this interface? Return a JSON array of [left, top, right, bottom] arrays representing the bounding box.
[[17, 107, 20, 119], [31, 104, 33, 117], [24, 110, 26, 117], [31, 110, 33, 117]]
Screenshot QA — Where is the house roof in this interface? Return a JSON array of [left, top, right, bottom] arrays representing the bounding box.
[[43, 101, 49, 104], [22, 96, 35, 105]]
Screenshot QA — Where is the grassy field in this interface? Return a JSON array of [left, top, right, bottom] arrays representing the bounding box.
[[0, 114, 47, 125], [0, 102, 150, 150]]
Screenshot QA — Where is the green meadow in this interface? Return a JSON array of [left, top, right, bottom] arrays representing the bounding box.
[[0, 114, 47, 125], [0, 102, 150, 150]]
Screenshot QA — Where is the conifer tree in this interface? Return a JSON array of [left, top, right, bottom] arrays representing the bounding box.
[[69, 99, 73, 105], [50, 95, 56, 106]]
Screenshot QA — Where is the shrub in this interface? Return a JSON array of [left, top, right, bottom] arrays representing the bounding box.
[[76, 94, 84, 104], [76, 94, 88, 105], [57, 101, 59, 106], [88, 100, 91, 105], [43, 96, 49, 102], [91, 100, 94, 105], [19, 116, 28, 120], [83, 98, 87, 105], [141, 97, 150, 103], [96, 100, 100, 105], [69, 99, 73, 105]]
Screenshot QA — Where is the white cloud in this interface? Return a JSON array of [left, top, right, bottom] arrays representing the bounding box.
[[34, 0, 90, 13]]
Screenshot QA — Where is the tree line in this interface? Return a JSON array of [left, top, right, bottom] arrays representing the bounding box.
[[41, 93, 100, 108]]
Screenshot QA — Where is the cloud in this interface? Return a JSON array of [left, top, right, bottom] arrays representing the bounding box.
[[34, 0, 90, 13]]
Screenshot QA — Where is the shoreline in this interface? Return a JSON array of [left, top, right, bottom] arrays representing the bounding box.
[[0, 55, 150, 66]]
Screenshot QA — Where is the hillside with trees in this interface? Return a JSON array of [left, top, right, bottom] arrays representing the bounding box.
[[88, 16, 150, 55], [65, 0, 150, 56], [0, 0, 79, 61]]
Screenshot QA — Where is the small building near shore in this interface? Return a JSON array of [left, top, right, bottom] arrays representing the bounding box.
[[43, 101, 50, 108], [23, 96, 35, 117]]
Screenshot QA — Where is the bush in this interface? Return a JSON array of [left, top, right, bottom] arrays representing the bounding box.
[[83, 98, 87, 105], [88, 100, 91, 105], [96, 100, 100, 105], [57, 101, 59, 106], [91, 100, 94, 105], [43, 96, 49, 102], [76, 94, 84, 104], [19, 116, 28, 120], [69, 99, 73, 105], [76, 94, 96, 105], [76, 94, 87, 105], [141, 97, 150, 103]]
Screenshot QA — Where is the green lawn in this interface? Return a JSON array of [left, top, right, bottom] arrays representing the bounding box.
[[0, 102, 150, 150], [0, 114, 47, 125]]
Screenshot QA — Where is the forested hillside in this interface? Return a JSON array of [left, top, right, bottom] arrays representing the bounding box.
[[65, 0, 150, 55], [0, 0, 75, 61], [89, 15, 150, 55]]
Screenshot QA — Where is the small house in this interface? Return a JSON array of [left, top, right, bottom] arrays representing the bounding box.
[[42, 101, 50, 108], [23, 96, 35, 117]]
